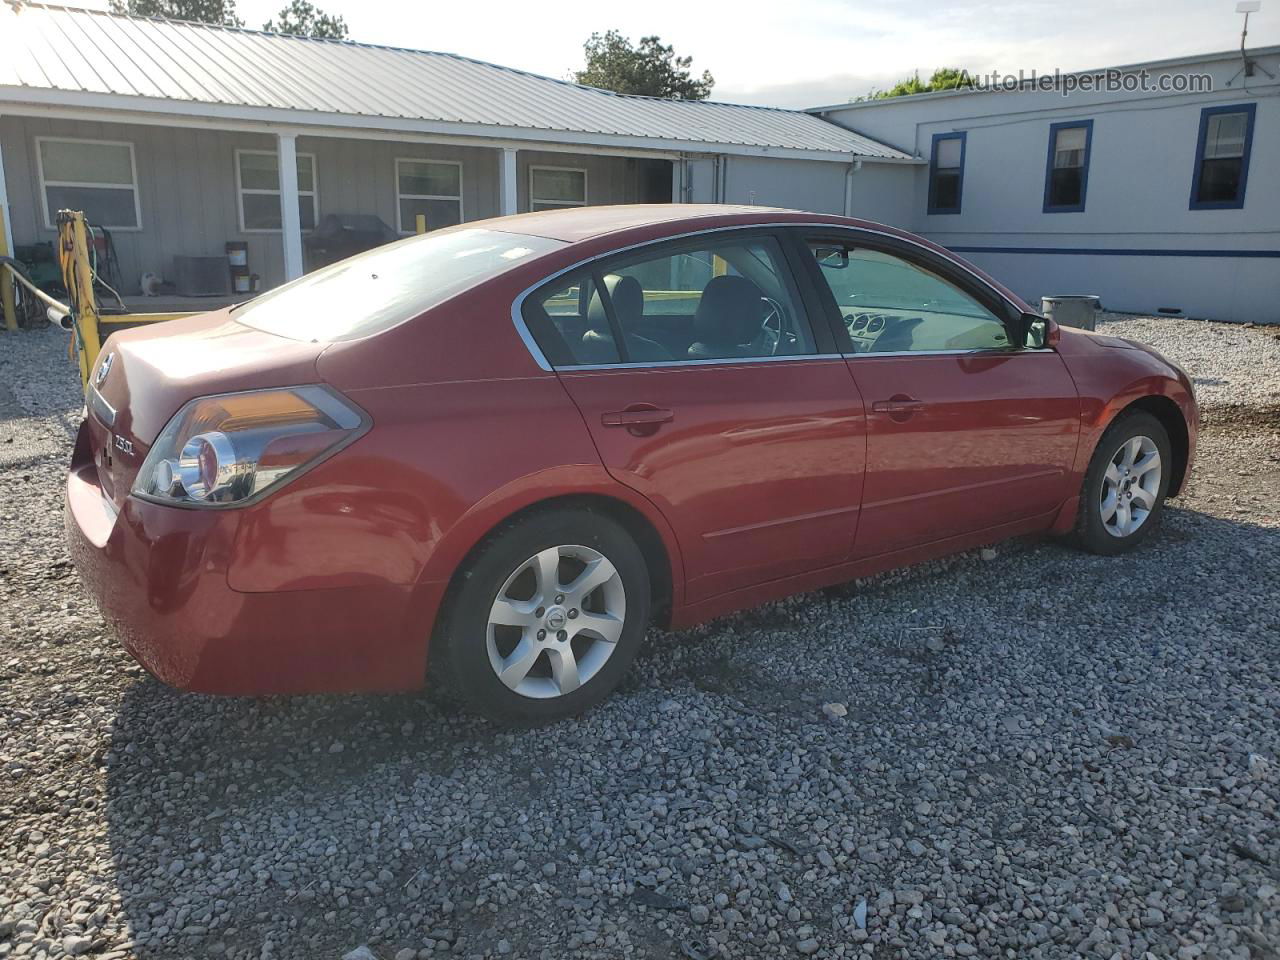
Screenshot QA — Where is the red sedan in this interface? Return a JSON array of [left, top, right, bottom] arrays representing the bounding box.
[[66, 206, 1197, 723]]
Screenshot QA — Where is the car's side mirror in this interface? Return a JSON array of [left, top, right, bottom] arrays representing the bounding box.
[[1019, 312, 1060, 349], [814, 246, 850, 269]]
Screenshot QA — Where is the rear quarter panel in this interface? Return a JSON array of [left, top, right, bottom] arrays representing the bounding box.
[[228, 278, 685, 601]]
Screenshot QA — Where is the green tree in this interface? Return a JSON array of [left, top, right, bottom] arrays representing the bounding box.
[[862, 67, 973, 101], [263, 0, 349, 39], [574, 31, 714, 100], [109, 0, 243, 27]]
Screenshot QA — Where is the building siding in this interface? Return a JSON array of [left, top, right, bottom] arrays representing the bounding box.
[[847, 163, 915, 227], [0, 118, 657, 292], [305, 136, 501, 235], [515, 150, 666, 211], [721, 156, 848, 214], [2, 115, 284, 293]]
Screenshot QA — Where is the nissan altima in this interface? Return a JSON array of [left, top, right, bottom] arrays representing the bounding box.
[[65, 205, 1198, 723]]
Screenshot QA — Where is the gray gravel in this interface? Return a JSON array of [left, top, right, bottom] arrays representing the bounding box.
[[1097, 311, 1280, 412], [1, 316, 1278, 960]]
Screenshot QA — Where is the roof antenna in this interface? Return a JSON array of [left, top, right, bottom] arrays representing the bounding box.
[[1227, 1, 1276, 85]]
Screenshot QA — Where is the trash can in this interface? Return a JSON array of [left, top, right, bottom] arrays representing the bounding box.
[[1042, 295, 1100, 331]]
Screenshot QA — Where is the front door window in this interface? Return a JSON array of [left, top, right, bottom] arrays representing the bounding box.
[[810, 243, 1011, 353]]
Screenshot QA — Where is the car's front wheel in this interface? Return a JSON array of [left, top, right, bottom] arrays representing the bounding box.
[[434, 507, 651, 724], [1075, 411, 1171, 555]]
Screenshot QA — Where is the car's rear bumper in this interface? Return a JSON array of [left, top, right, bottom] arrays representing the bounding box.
[[64, 429, 444, 696]]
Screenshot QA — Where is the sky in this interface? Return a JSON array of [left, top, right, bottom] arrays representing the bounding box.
[[87, 0, 1280, 108]]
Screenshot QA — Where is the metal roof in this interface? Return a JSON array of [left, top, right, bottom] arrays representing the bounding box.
[[0, 2, 913, 161]]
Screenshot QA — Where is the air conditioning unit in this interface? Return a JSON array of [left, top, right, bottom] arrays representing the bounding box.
[[172, 256, 230, 297]]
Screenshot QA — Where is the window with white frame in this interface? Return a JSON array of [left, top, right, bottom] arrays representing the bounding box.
[[37, 138, 141, 229], [236, 150, 318, 232], [529, 166, 587, 211], [395, 159, 463, 233], [927, 133, 965, 215], [1191, 103, 1256, 209], [1043, 121, 1092, 212]]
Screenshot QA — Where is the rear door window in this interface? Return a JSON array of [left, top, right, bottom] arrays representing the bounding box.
[[524, 234, 817, 366], [524, 273, 621, 366]]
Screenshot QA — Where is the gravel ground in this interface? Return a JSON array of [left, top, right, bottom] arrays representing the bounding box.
[[1, 315, 1278, 960], [1095, 312, 1280, 414]]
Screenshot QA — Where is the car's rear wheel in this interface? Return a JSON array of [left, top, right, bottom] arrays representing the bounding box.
[[1075, 411, 1171, 555], [434, 508, 650, 724]]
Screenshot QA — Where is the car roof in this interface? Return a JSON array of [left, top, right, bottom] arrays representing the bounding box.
[[483, 204, 838, 243]]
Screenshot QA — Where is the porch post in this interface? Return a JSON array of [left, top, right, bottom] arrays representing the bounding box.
[[276, 132, 304, 281], [0, 127, 15, 331], [0, 125, 14, 261], [499, 147, 518, 216]]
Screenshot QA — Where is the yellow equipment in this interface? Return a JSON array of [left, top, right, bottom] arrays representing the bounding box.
[[1, 209, 200, 390]]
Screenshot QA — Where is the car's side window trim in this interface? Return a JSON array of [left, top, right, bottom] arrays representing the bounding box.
[[511, 222, 1041, 372], [774, 229, 839, 356], [546, 353, 846, 372], [519, 276, 585, 368], [787, 227, 1040, 357], [526, 228, 830, 371], [777, 229, 857, 354], [592, 231, 819, 367]]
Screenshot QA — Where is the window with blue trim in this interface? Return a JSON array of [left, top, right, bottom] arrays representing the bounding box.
[[928, 132, 965, 214], [1190, 103, 1256, 210], [1043, 121, 1092, 212]]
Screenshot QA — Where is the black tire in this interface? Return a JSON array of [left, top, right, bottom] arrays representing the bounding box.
[[433, 507, 651, 725], [1074, 411, 1172, 555]]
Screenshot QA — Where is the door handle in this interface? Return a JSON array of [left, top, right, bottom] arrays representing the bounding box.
[[601, 406, 674, 428], [872, 395, 926, 421]]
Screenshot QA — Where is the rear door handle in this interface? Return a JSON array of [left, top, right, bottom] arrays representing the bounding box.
[[872, 395, 926, 420], [871, 399, 925, 413], [601, 406, 674, 427]]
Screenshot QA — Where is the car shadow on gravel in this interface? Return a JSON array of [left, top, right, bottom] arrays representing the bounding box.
[[99, 506, 1280, 960]]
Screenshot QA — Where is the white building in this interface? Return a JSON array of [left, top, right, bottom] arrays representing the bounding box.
[[812, 46, 1280, 324]]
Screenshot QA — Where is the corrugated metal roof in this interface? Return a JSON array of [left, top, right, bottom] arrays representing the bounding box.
[[0, 3, 914, 160]]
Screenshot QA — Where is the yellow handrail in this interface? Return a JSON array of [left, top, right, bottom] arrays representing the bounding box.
[[1, 260, 70, 315]]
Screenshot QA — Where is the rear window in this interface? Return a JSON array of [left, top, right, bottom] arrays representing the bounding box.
[[234, 228, 564, 342]]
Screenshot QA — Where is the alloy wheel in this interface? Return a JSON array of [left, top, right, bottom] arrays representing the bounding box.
[[486, 544, 626, 699], [1100, 435, 1162, 538]]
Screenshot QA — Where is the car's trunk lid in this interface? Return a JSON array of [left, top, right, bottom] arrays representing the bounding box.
[[87, 310, 327, 506]]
